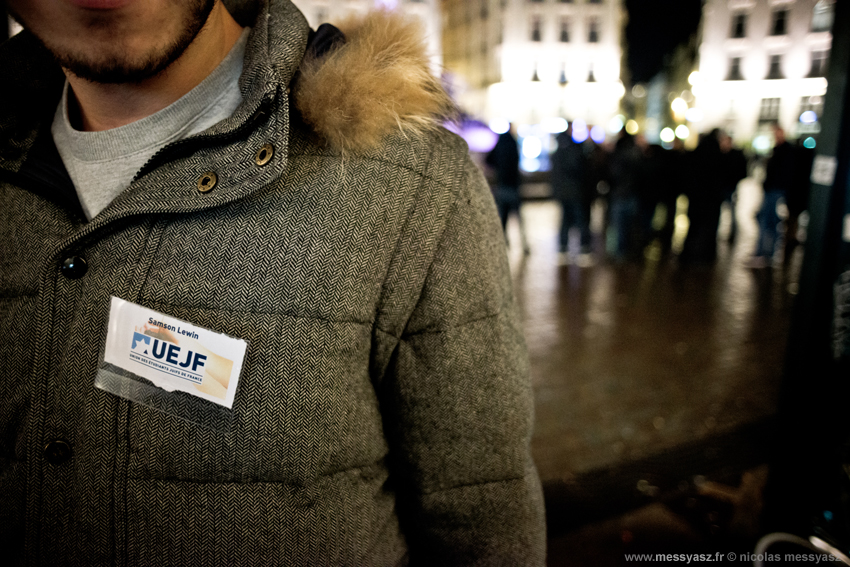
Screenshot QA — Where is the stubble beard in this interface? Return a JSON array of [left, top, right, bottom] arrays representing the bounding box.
[[10, 0, 216, 84]]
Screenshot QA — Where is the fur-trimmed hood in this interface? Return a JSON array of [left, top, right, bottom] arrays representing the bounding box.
[[293, 11, 454, 155]]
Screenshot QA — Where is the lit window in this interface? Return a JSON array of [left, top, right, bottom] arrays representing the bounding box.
[[766, 54, 784, 79], [809, 50, 829, 77], [771, 9, 788, 36], [531, 16, 542, 41], [759, 98, 781, 124], [726, 57, 743, 80], [730, 13, 747, 38], [560, 18, 570, 42], [588, 18, 599, 42]]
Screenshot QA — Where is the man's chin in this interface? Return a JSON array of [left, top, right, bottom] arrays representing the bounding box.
[[59, 52, 179, 85], [16, 0, 217, 85]]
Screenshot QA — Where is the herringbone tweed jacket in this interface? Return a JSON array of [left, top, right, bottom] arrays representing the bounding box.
[[0, 1, 546, 565]]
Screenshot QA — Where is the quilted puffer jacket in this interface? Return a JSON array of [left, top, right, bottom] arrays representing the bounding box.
[[0, 0, 546, 565]]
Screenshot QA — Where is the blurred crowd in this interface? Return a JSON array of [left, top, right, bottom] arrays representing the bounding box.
[[485, 122, 815, 268]]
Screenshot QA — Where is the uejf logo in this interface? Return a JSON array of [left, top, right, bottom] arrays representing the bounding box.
[[130, 332, 208, 382]]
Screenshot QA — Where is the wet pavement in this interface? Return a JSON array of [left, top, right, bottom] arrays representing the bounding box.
[[505, 177, 800, 564]]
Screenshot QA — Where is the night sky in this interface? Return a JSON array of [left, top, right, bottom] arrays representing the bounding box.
[[625, 0, 703, 84]]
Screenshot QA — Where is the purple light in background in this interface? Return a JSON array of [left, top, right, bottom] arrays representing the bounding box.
[[590, 125, 606, 144], [374, 0, 399, 9], [445, 120, 499, 153], [800, 110, 818, 124], [572, 121, 589, 143]]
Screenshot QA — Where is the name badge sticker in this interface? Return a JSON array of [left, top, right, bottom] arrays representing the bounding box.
[[102, 297, 247, 409]]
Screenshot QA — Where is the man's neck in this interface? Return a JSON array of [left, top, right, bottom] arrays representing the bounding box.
[[65, 2, 244, 132]]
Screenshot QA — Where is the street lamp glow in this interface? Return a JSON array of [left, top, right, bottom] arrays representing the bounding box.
[[675, 125, 690, 140], [625, 120, 639, 135], [660, 127, 675, 143]]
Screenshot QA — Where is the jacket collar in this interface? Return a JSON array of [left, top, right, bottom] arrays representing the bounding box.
[[0, 0, 310, 235]]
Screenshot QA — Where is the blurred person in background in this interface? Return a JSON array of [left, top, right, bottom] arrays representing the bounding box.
[[718, 131, 748, 245], [607, 131, 642, 260], [748, 123, 795, 268], [680, 129, 725, 265], [656, 137, 689, 257], [486, 124, 530, 254], [634, 142, 667, 256], [783, 138, 815, 266], [551, 122, 592, 265]]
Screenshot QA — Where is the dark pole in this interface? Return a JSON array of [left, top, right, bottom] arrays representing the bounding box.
[[765, 0, 850, 538], [0, 1, 8, 44]]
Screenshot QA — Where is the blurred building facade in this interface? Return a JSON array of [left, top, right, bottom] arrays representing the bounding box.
[[290, 0, 443, 69], [442, 0, 626, 132], [694, 0, 833, 145]]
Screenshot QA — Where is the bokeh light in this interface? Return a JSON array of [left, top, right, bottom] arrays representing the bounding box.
[[753, 135, 771, 152], [686, 108, 704, 123], [520, 157, 541, 172], [688, 71, 701, 86], [544, 117, 569, 133], [800, 111, 818, 124], [572, 119, 589, 143], [590, 125, 606, 144], [489, 118, 510, 135], [671, 97, 688, 120], [608, 116, 624, 134], [522, 136, 543, 159]]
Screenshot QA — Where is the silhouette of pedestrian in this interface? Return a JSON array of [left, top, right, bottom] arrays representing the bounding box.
[[607, 132, 642, 260], [748, 124, 794, 268], [486, 125, 530, 254], [681, 129, 725, 264], [551, 123, 591, 264]]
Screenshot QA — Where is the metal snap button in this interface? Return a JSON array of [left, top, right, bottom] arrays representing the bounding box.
[[254, 144, 274, 167], [197, 172, 218, 193], [44, 439, 73, 465], [60, 256, 88, 279]]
